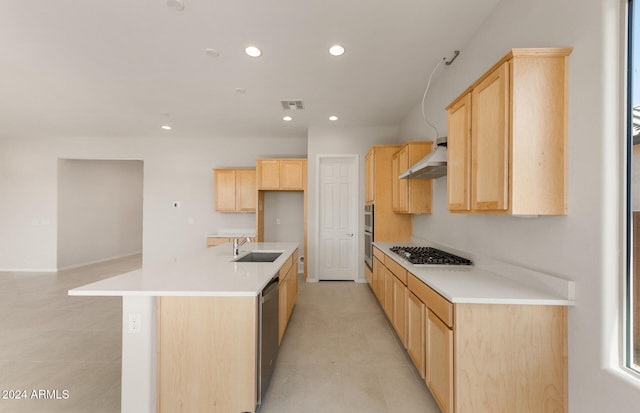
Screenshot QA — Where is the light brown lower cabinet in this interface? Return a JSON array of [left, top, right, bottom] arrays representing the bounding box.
[[427, 310, 454, 413], [392, 275, 407, 346], [158, 250, 299, 413], [206, 236, 231, 247], [407, 291, 426, 378], [157, 296, 258, 413], [383, 267, 394, 320], [369, 250, 568, 413], [369, 251, 409, 349], [365, 264, 373, 285], [453, 304, 567, 413], [278, 273, 288, 344], [372, 257, 384, 302], [279, 249, 298, 344]]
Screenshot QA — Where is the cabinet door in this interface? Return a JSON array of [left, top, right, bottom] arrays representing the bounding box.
[[258, 160, 280, 190], [391, 152, 401, 211], [406, 142, 432, 214], [291, 251, 299, 305], [447, 93, 472, 211], [236, 169, 256, 211], [280, 160, 305, 190], [471, 61, 510, 212], [397, 146, 408, 212], [365, 150, 374, 203], [391, 147, 408, 213], [392, 275, 407, 346], [407, 291, 425, 378], [427, 310, 454, 413], [278, 271, 288, 344], [214, 169, 237, 212], [158, 296, 257, 413], [373, 256, 384, 304], [287, 261, 297, 318], [383, 267, 394, 320]]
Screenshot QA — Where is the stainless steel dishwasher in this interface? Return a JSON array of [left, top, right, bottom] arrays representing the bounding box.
[[257, 275, 279, 408]]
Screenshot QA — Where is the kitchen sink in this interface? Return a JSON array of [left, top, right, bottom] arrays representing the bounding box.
[[233, 252, 282, 263]]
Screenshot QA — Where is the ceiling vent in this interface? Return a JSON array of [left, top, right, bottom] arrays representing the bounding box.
[[281, 100, 305, 110]]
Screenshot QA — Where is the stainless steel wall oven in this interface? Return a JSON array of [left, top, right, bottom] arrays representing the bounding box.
[[364, 204, 374, 269]]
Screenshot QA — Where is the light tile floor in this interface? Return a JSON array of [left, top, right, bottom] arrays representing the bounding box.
[[0, 255, 140, 413], [260, 279, 440, 413], [0, 256, 439, 413]]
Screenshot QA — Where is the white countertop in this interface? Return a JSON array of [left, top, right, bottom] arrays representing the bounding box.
[[69, 242, 299, 297], [374, 242, 575, 306]]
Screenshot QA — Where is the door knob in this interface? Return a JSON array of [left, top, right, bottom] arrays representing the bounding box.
[[347, 233, 354, 237]]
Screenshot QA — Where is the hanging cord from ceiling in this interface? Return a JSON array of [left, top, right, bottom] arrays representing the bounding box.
[[421, 50, 460, 140]]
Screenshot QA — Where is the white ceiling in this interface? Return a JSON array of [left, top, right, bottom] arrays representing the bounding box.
[[0, 0, 501, 140]]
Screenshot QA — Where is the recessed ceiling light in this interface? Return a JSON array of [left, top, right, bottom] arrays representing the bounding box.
[[204, 48, 219, 58], [329, 115, 339, 121], [235, 88, 247, 94], [329, 45, 345, 56], [166, 0, 185, 11], [161, 125, 172, 130], [245, 46, 262, 57], [283, 116, 293, 122]]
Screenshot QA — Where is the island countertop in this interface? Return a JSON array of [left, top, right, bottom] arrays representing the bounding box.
[[68, 242, 299, 297]]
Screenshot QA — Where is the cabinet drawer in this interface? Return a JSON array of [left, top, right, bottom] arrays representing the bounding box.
[[384, 256, 407, 285], [408, 273, 453, 328], [373, 246, 385, 261]]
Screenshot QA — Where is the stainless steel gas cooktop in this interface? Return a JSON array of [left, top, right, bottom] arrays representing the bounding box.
[[390, 246, 473, 266]]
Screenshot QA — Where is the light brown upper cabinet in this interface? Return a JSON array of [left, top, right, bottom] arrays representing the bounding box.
[[392, 141, 433, 214], [365, 145, 412, 242], [365, 150, 375, 203], [445, 48, 572, 215], [447, 94, 472, 212], [213, 168, 256, 212], [256, 158, 306, 190]]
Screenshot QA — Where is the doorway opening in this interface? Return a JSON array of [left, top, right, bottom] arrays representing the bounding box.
[[57, 159, 143, 270]]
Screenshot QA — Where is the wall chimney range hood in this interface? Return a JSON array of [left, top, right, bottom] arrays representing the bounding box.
[[399, 136, 448, 179]]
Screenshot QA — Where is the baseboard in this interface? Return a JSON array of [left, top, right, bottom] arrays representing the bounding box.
[[57, 251, 142, 271], [0, 267, 57, 272]]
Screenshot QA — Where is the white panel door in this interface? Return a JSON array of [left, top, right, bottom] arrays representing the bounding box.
[[318, 157, 357, 280]]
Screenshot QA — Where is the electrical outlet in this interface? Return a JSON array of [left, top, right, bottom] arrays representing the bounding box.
[[276, 218, 281, 225], [128, 313, 142, 334]]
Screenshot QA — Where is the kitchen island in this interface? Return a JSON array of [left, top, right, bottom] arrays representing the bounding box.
[[69, 242, 299, 413], [370, 241, 574, 413]]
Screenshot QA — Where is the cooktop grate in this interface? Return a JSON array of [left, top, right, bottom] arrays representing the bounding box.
[[390, 246, 472, 266]]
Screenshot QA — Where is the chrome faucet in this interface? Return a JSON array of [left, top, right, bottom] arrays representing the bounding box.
[[233, 236, 251, 257]]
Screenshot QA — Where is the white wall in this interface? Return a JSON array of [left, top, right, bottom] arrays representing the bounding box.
[[263, 191, 304, 248], [307, 126, 399, 281], [57, 159, 143, 270], [399, 0, 640, 411], [0, 135, 307, 270]]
